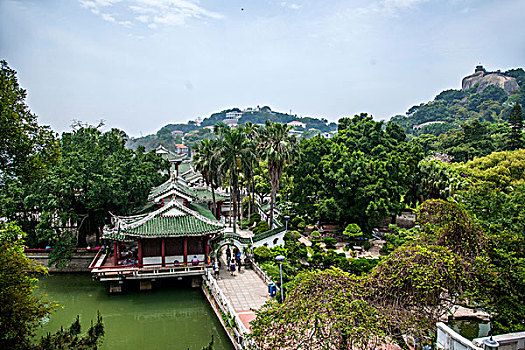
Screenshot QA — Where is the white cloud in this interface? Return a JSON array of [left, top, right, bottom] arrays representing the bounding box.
[[78, 0, 223, 28], [101, 13, 116, 22], [280, 2, 301, 10]]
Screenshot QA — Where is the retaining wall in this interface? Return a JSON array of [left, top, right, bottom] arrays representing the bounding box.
[[26, 251, 97, 272]]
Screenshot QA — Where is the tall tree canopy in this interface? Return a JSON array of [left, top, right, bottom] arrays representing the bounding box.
[[289, 114, 422, 230]]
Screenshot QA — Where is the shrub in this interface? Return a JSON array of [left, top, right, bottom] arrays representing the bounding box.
[[254, 246, 272, 262], [249, 213, 261, 226], [291, 216, 305, 230], [323, 237, 337, 249], [310, 230, 320, 239], [285, 230, 301, 242], [363, 241, 371, 251], [253, 221, 270, 235], [343, 223, 363, 240]]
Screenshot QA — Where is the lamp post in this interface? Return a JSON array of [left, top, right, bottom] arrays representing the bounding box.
[[483, 336, 499, 350], [284, 215, 290, 232], [275, 255, 285, 303]]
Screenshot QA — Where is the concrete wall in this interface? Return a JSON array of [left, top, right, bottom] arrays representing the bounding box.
[[26, 252, 97, 272]]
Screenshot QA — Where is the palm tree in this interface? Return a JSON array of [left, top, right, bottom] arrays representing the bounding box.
[[260, 121, 297, 228], [194, 139, 222, 218], [239, 122, 260, 223], [217, 127, 255, 233]]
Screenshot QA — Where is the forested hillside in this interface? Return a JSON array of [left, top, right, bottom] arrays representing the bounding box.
[[391, 67, 524, 136], [127, 106, 337, 152]]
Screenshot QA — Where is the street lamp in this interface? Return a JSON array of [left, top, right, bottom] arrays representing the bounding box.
[[284, 215, 290, 232], [483, 336, 499, 350], [275, 255, 285, 303]]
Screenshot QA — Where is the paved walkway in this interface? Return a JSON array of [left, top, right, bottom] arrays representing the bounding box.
[[216, 255, 269, 331]]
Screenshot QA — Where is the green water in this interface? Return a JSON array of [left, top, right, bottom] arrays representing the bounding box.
[[36, 274, 234, 350]]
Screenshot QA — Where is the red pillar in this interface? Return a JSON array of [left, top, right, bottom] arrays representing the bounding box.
[[184, 237, 188, 265], [205, 236, 210, 265], [161, 237, 166, 267], [138, 240, 143, 266], [175, 162, 180, 177], [113, 241, 118, 266]]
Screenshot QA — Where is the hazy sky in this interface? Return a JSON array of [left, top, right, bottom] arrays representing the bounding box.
[[1, 0, 524, 137]]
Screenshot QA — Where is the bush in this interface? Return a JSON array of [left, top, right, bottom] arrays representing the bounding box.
[[249, 213, 261, 226], [285, 230, 301, 242], [291, 216, 305, 230], [363, 241, 371, 251], [343, 223, 363, 240], [310, 230, 320, 239], [323, 237, 337, 249], [252, 221, 270, 235], [254, 246, 272, 262]]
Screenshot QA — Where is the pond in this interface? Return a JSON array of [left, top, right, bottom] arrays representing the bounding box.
[[36, 274, 234, 350], [449, 319, 491, 340]]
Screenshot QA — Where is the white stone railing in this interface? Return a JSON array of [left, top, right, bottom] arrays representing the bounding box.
[[203, 269, 251, 348], [436, 322, 483, 350]]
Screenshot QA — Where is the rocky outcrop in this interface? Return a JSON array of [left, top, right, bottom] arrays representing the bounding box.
[[462, 65, 519, 95]]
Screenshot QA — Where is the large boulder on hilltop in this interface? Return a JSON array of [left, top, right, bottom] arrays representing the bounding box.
[[462, 65, 519, 95]]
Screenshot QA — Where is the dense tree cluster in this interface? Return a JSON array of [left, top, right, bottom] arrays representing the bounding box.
[[289, 113, 421, 230]]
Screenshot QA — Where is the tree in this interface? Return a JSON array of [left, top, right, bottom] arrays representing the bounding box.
[[0, 60, 59, 187], [25, 125, 168, 248], [194, 139, 222, 218], [0, 61, 60, 242], [0, 222, 52, 349], [260, 121, 298, 228], [343, 223, 363, 240], [507, 103, 524, 150], [217, 127, 255, 233]]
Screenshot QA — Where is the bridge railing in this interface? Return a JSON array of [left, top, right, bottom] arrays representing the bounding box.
[[203, 269, 252, 348]]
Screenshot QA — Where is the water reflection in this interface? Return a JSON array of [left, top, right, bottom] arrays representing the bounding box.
[[37, 274, 234, 350]]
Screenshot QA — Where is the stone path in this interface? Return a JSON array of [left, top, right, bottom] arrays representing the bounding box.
[[216, 255, 269, 331]]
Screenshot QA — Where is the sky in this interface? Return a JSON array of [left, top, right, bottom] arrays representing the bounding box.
[[1, 0, 524, 137]]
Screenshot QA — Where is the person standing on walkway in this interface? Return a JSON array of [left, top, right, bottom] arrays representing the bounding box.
[[236, 252, 242, 272], [214, 260, 220, 280], [226, 246, 231, 262], [229, 258, 236, 276]]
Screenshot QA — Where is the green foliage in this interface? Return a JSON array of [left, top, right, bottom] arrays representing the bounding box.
[[253, 246, 272, 262], [0, 222, 53, 349], [507, 102, 524, 150], [248, 213, 261, 226], [452, 149, 525, 188], [290, 113, 422, 230], [252, 221, 270, 235], [343, 223, 363, 239], [35, 312, 104, 350], [323, 237, 337, 249]]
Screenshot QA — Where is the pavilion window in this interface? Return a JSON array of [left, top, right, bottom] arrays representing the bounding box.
[[188, 237, 205, 255], [143, 238, 162, 257], [165, 237, 184, 256]]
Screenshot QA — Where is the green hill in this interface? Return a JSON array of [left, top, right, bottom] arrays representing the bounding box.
[[390, 67, 524, 136]]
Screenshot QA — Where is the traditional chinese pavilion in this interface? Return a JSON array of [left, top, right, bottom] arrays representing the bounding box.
[[90, 193, 223, 289]]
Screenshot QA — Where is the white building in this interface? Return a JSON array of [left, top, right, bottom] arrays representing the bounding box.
[[287, 121, 306, 129]]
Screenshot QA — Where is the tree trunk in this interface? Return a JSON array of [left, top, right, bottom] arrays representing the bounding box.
[[211, 185, 217, 219]]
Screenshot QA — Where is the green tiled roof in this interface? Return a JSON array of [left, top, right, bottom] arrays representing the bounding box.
[[103, 200, 223, 240], [189, 202, 217, 220], [178, 162, 192, 175], [126, 215, 221, 237]]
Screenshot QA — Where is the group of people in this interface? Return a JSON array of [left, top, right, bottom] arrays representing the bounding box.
[[213, 247, 243, 279]]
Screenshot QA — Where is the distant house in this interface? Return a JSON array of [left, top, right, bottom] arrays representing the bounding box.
[[171, 130, 184, 136], [226, 111, 242, 119], [227, 123, 238, 130], [175, 144, 189, 155], [412, 121, 445, 130], [287, 121, 306, 129]]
